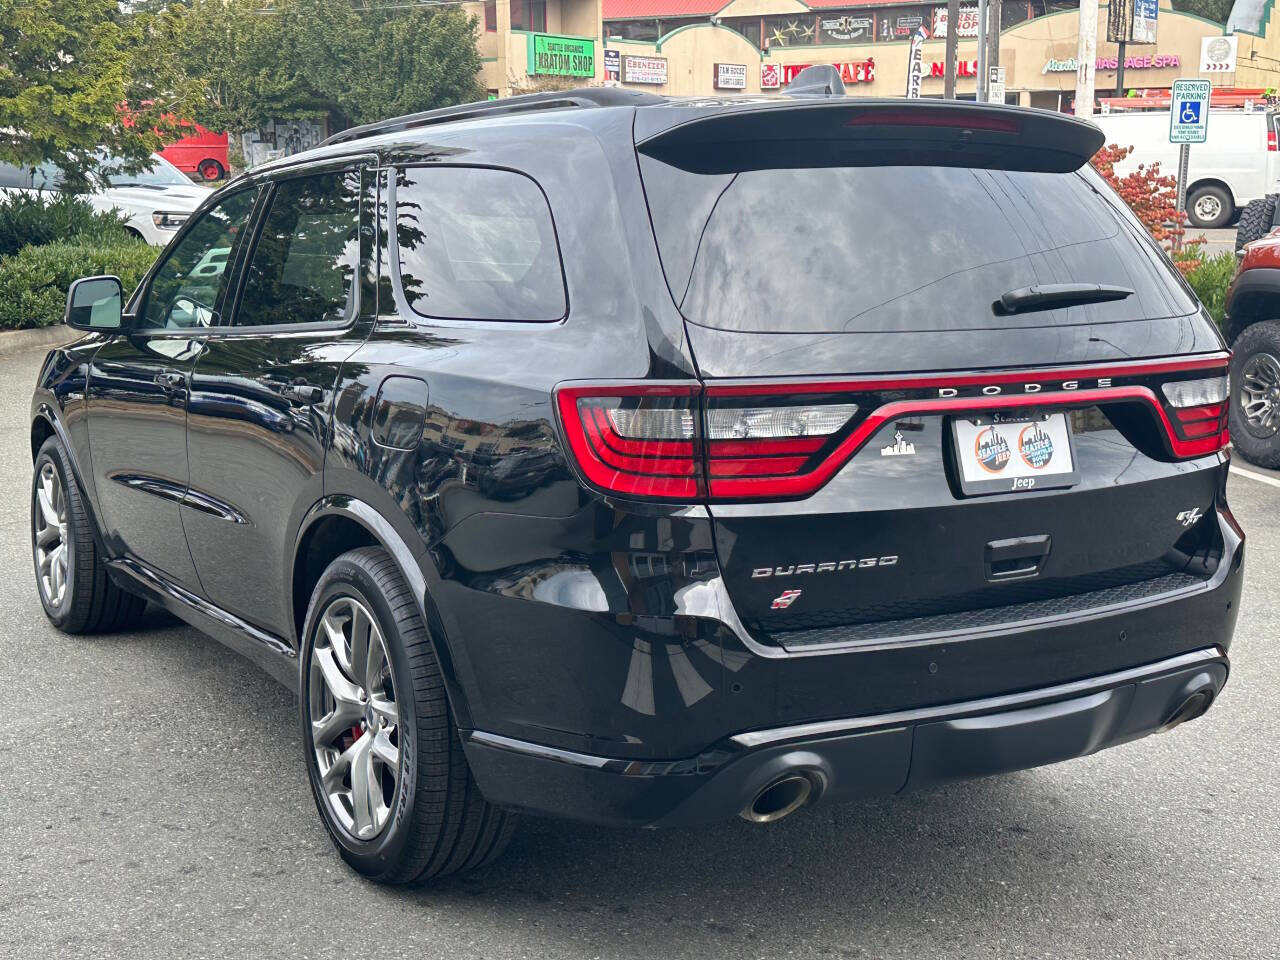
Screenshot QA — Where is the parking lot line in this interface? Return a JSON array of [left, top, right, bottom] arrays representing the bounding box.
[[1230, 465, 1280, 488]]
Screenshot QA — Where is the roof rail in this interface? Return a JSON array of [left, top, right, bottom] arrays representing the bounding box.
[[321, 87, 665, 147]]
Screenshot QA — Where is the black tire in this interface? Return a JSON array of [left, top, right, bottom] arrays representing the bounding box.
[[1187, 184, 1234, 229], [1229, 319, 1280, 468], [1235, 196, 1278, 251], [299, 547, 514, 884], [30, 436, 146, 633]]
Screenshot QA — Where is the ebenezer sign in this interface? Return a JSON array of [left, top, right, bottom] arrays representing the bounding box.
[[529, 34, 595, 78], [622, 55, 668, 85]]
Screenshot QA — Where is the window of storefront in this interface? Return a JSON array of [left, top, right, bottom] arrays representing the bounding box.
[[510, 0, 547, 32], [484, 0, 496, 30], [608, 18, 661, 40]]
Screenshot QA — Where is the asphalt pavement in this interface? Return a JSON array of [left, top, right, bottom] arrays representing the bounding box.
[[1, 336, 1277, 960]]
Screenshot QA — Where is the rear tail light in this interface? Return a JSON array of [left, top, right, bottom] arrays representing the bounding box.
[[556, 384, 701, 500], [1269, 129, 1277, 151], [1161, 375, 1229, 450], [556, 359, 1229, 503]]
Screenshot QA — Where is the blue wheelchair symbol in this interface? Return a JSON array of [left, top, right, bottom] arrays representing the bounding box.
[[1180, 100, 1202, 124]]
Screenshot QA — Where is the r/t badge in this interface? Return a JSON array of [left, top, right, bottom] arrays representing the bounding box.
[[770, 589, 802, 610]]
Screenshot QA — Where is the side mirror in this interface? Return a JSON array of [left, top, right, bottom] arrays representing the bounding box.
[[65, 276, 126, 331]]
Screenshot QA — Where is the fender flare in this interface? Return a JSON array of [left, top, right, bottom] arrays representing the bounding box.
[[31, 401, 109, 551], [292, 495, 473, 729]]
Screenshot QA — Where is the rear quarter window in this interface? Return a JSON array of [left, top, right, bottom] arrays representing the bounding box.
[[393, 166, 566, 322]]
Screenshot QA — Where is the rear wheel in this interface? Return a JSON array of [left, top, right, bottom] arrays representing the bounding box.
[[1188, 184, 1233, 229], [299, 547, 515, 884], [31, 436, 145, 633], [197, 159, 225, 181], [1235, 195, 1278, 251], [1230, 319, 1280, 468]]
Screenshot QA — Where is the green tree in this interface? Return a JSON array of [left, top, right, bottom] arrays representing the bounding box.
[[0, 0, 193, 182], [1170, 0, 1234, 24], [170, 0, 483, 139]]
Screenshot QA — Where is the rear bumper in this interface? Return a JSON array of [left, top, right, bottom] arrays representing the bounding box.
[[462, 646, 1229, 827]]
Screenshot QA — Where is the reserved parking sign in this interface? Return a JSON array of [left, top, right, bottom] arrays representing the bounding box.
[[1169, 78, 1211, 143]]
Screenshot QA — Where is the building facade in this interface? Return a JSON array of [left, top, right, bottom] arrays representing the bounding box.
[[597, 0, 1280, 106], [463, 0, 606, 97]]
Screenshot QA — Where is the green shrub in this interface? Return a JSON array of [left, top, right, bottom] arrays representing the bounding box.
[[0, 191, 135, 258], [0, 239, 158, 330], [1185, 251, 1237, 328]]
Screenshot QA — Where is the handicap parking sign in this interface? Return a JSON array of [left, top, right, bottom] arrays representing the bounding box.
[[1170, 79, 1211, 143]]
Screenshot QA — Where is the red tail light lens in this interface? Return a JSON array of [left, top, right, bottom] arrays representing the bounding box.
[[1269, 129, 1277, 152], [555, 384, 701, 500], [557, 358, 1229, 503], [1161, 375, 1229, 452]]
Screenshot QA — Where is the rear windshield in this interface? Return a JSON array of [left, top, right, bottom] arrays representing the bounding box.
[[639, 157, 1198, 333]]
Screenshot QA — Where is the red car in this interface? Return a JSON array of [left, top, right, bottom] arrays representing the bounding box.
[[157, 123, 229, 182]]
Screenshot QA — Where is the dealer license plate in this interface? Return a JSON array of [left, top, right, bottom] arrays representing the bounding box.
[[951, 412, 1079, 496]]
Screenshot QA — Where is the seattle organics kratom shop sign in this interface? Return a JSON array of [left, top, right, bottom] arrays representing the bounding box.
[[529, 34, 595, 77]]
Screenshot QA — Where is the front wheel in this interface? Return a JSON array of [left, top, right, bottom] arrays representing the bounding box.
[[1229, 319, 1280, 468], [299, 547, 515, 884], [197, 159, 225, 181]]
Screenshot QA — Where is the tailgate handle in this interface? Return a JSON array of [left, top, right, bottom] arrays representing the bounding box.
[[985, 535, 1052, 582]]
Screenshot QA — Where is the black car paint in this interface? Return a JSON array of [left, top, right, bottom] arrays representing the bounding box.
[[29, 98, 1242, 825]]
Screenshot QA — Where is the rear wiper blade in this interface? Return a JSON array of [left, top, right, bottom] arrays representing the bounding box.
[[994, 283, 1134, 315]]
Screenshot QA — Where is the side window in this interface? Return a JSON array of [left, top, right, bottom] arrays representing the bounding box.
[[232, 170, 360, 327], [394, 166, 566, 322], [31, 163, 65, 192], [139, 189, 257, 330], [0, 163, 31, 189]]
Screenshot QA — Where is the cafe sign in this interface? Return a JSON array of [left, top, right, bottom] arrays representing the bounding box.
[[529, 34, 595, 78], [713, 62, 747, 90], [622, 55, 668, 85]]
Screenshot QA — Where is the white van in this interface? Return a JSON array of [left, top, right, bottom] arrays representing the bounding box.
[[1093, 109, 1280, 228]]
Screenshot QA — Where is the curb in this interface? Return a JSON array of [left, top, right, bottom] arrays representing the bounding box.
[[0, 325, 75, 356]]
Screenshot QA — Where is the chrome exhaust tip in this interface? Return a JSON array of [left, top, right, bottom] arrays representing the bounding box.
[[739, 774, 814, 824], [1158, 689, 1214, 733]]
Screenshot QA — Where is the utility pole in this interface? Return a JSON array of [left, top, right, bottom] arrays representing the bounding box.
[[1116, 41, 1126, 97], [987, 0, 1002, 101], [976, 0, 989, 102], [944, 0, 959, 98], [1075, 0, 1098, 118]]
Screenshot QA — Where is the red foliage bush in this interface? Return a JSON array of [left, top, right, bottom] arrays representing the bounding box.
[[1090, 143, 1202, 273]]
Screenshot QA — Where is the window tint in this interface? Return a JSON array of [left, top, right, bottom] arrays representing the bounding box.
[[234, 171, 360, 327], [140, 189, 257, 330], [395, 167, 566, 322], [31, 163, 65, 191], [0, 163, 30, 189], [640, 158, 1198, 333]]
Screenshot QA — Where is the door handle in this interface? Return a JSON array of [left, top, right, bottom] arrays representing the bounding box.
[[154, 371, 185, 392], [985, 535, 1052, 582]]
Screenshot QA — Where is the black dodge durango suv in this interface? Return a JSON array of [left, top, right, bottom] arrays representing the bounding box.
[[30, 82, 1243, 884]]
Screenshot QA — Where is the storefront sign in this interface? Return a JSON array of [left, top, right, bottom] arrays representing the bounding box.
[[604, 48, 620, 82], [713, 62, 747, 90], [931, 6, 979, 39], [930, 58, 978, 77], [622, 55, 668, 85], [880, 10, 926, 41], [529, 34, 595, 78], [1042, 53, 1180, 74], [1200, 35, 1238, 74], [775, 59, 876, 86], [819, 14, 874, 42], [1107, 0, 1159, 45], [761, 62, 782, 89]]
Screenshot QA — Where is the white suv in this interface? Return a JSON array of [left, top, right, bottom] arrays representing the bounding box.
[[0, 152, 211, 245]]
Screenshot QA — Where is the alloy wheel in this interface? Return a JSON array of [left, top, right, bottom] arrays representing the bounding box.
[[33, 462, 70, 609], [1239, 351, 1280, 438], [309, 596, 401, 840], [1194, 194, 1222, 224]]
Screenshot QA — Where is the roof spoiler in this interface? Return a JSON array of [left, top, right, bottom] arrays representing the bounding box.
[[635, 100, 1105, 175]]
